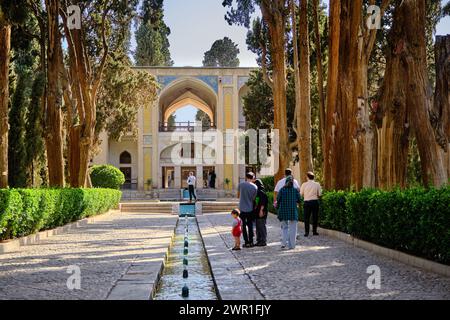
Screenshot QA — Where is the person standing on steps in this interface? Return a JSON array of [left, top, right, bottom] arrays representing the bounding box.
[[237, 172, 258, 248], [187, 172, 197, 203], [209, 170, 216, 189], [300, 171, 322, 237], [276, 175, 301, 250]]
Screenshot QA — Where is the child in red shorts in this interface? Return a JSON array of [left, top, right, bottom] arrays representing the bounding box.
[[231, 209, 242, 251]]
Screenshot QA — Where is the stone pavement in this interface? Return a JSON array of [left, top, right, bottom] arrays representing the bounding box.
[[200, 212, 450, 300], [197, 216, 264, 300], [0, 211, 177, 300]]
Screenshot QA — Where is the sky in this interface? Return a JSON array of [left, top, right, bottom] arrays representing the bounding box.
[[143, 0, 450, 122]]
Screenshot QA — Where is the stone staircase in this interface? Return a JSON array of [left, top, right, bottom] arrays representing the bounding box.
[[120, 202, 175, 214], [121, 189, 237, 201], [201, 201, 240, 213]]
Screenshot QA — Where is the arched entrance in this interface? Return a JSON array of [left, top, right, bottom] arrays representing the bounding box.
[[158, 77, 217, 131], [159, 143, 216, 189]]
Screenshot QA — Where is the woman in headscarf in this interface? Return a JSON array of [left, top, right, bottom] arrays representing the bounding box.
[[254, 179, 268, 247], [276, 175, 301, 249]]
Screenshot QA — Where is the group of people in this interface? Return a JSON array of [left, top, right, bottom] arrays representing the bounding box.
[[231, 169, 322, 251]]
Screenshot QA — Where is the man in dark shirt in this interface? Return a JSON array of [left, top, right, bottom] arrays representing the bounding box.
[[237, 172, 258, 247], [254, 179, 268, 246], [209, 170, 216, 189]]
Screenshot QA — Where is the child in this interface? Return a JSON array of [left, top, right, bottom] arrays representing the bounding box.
[[231, 209, 242, 251]]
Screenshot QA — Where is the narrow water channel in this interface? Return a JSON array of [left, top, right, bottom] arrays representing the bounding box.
[[153, 215, 218, 300]]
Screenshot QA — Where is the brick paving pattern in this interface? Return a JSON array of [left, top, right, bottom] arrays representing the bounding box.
[[0, 211, 177, 300], [201, 212, 450, 300]]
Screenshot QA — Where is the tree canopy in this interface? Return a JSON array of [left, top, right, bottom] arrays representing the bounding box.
[[203, 37, 240, 67], [134, 0, 173, 66]]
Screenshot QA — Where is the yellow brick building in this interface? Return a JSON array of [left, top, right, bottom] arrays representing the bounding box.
[[93, 67, 258, 195]]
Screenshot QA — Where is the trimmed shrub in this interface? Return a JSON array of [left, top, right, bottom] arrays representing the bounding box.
[[0, 189, 23, 239], [267, 186, 450, 265], [320, 190, 349, 232], [260, 176, 275, 193], [90, 165, 125, 190], [0, 188, 121, 241]]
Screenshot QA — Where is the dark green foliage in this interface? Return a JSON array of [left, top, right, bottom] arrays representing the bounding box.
[[320, 190, 349, 232], [8, 71, 28, 187], [260, 176, 274, 193], [195, 110, 211, 128], [90, 165, 125, 190], [268, 186, 450, 264], [0, 188, 121, 240], [96, 52, 158, 141], [0, 189, 23, 240], [25, 71, 45, 186], [0, 0, 29, 25], [134, 0, 173, 66], [203, 37, 240, 67]]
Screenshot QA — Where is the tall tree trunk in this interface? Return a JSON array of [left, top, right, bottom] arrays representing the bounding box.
[[375, 42, 410, 189], [324, 0, 340, 190], [312, 0, 326, 158], [0, 23, 10, 188], [61, 2, 109, 187], [433, 35, 450, 180], [404, 0, 447, 186], [377, 0, 447, 188], [290, 0, 302, 175], [297, 0, 313, 181], [261, 2, 291, 183], [45, 0, 64, 187], [324, 0, 354, 190], [324, 0, 383, 190]]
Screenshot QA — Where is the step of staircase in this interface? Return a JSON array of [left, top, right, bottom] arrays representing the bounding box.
[[201, 201, 239, 213], [121, 202, 174, 213]]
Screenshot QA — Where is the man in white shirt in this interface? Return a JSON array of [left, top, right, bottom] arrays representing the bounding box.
[[300, 171, 322, 237], [274, 168, 300, 200], [274, 168, 301, 239], [187, 172, 197, 203]]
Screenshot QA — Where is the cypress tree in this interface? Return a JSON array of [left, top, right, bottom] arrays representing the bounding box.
[[25, 71, 45, 187], [134, 0, 173, 66], [8, 70, 28, 187]]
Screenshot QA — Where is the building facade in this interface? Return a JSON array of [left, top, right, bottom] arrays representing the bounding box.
[[93, 67, 259, 193]]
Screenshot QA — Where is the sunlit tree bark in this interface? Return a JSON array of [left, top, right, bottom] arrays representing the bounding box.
[[45, 0, 65, 187], [376, 0, 447, 188], [0, 19, 10, 188]]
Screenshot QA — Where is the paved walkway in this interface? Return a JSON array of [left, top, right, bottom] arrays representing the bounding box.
[[201, 212, 450, 300], [0, 211, 177, 300]]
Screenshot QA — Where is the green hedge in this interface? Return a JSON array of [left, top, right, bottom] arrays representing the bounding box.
[[260, 176, 275, 193], [268, 186, 450, 265], [0, 188, 121, 240], [90, 165, 125, 190]]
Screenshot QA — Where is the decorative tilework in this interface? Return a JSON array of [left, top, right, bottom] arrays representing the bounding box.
[[157, 76, 178, 89], [238, 76, 249, 89], [196, 76, 219, 93], [221, 76, 233, 85], [143, 135, 152, 146]]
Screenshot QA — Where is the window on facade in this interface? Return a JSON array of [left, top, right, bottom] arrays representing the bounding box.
[[120, 151, 132, 164]]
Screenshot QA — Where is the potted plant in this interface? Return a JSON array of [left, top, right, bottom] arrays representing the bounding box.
[[224, 178, 233, 197], [224, 178, 231, 190], [145, 178, 153, 191]]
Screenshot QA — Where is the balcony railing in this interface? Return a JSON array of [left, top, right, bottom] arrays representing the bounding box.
[[159, 121, 216, 132]]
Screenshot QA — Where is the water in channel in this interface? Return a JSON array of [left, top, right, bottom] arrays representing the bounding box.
[[153, 215, 218, 300]]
